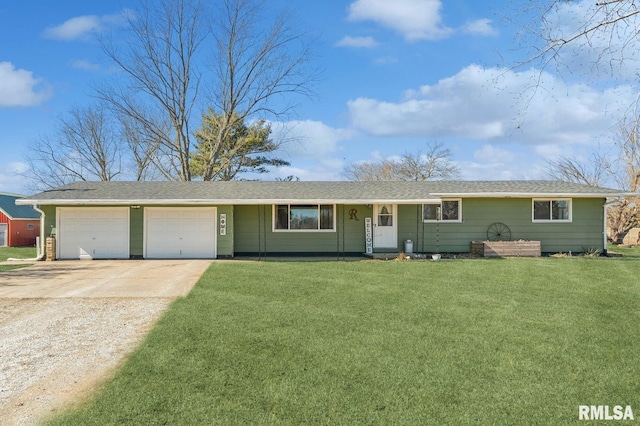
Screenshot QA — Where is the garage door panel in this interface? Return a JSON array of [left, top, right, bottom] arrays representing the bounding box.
[[58, 208, 130, 260], [145, 207, 216, 259]]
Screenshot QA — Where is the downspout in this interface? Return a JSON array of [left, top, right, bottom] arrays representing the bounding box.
[[7, 204, 45, 261]]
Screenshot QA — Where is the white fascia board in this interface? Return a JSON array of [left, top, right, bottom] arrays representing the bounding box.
[[431, 192, 635, 198], [16, 198, 446, 206]]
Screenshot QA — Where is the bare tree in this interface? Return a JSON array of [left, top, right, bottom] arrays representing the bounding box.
[[98, 0, 207, 181], [545, 115, 640, 242], [25, 105, 122, 190], [118, 115, 163, 181], [198, 0, 315, 181], [514, 1, 640, 78], [545, 153, 609, 187], [343, 142, 460, 181], [607, 116, 640, 242], [95, 0, 313, 182]]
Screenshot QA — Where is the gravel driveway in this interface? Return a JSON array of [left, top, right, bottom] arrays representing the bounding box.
[[0, 260, 211, 425]]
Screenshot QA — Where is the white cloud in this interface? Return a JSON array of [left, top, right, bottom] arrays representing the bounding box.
[[532, 144, 574, 160], [347, 64, 635, 146], [458, 145, 547, 181], [473, 144, 516, 164], [0, 62, 52, 107], [347, 0, 452, 41], [42, 11, 128, 41], [0, 162, 29, 193], [264, 120, 356, 181], [462, 19, 498, 37], [274, 159, 345, 181], [70, 59, 101, 71], [273, 120, 356, 159], [336, 36, 378, 48], [43, 15, 101, 40]]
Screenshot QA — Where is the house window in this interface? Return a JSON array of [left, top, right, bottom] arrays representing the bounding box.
[[532, 199, 571, 222], [274, 204, 335, 231], [423, 199, 461, 222]]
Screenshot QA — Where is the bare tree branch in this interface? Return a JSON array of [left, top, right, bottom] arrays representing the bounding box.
[[343, 142, 460, 182], [24, 105, 123, 190], [200, 0, 316, 180], [544, 113, 640, 242], [97, 0, 207, 181]]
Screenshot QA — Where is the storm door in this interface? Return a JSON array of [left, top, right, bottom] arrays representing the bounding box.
[[373, 204, 397, 248]]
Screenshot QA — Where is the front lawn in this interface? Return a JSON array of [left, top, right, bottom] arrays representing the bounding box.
[[0, 246, 37, 271], [0, 246, 37, 261], [48, 253, 640, 425]]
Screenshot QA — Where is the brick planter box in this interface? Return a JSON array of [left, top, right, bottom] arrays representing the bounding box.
[[471, 240, 541, 257]]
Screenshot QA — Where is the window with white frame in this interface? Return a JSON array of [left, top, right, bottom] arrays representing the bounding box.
[[274, 204, 335, 231], [532, 199, 571, 222], [423, 199, 461, 222]]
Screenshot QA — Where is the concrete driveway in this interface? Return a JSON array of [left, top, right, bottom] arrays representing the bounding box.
[[0, 259, 212, 298]]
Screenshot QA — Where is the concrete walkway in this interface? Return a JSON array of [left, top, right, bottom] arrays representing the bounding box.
[[0, 259, 212, 298]]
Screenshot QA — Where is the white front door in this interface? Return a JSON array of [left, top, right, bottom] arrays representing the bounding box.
[[373, 204, 397, 248]]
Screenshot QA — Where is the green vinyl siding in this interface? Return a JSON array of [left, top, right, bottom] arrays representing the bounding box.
[[416, 198, 605, 253], [396, 204, 422, 252], [234, 204, 370, 254], [41, 205, 56, 238], [38, 197, 606, 257], [216, 205, 233, 257], [42, 204, 233, 259], [134, 204, 234, 258], [130, 207, 143, 257]]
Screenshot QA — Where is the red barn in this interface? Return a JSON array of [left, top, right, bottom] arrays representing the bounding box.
[[0, 193, 40, 247]]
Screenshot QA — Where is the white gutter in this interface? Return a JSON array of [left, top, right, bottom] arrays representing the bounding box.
[[429, 192, 637, 198], [603, 202, 608, 254], [16, 193, 635, 207], [7, 205, 45, 261], [15, 198, 447, 206]]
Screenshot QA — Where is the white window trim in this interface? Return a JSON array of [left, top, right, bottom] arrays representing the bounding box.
[[532, 198, 572, 223], [422, 199, 462, 223], [272, 204, 337, 232]]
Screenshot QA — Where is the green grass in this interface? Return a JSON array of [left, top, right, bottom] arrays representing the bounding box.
[[48, 249, 640, 425], [0, 246, 37, 271], [608, 243, 640, 259], [0, 246, 37, 261]]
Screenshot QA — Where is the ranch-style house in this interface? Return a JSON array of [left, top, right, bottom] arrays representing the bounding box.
[[15, 180, 630, 260]]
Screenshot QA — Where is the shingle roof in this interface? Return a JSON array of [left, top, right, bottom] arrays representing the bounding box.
[[15, 180, 631, 206], [0, 193, 40, 219]]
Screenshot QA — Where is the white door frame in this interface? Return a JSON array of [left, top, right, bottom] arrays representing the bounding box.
[[373, 204, 397, 248]]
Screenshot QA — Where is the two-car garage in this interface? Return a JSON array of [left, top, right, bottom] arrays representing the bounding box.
[[56, 207, 217, 260]]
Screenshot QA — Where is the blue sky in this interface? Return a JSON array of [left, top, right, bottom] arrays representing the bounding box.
[[0, 0, 637, 193]]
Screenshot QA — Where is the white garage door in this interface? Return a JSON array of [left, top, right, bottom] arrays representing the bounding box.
[[145, 207, 217, 259], [58, 207, 130, 259]]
